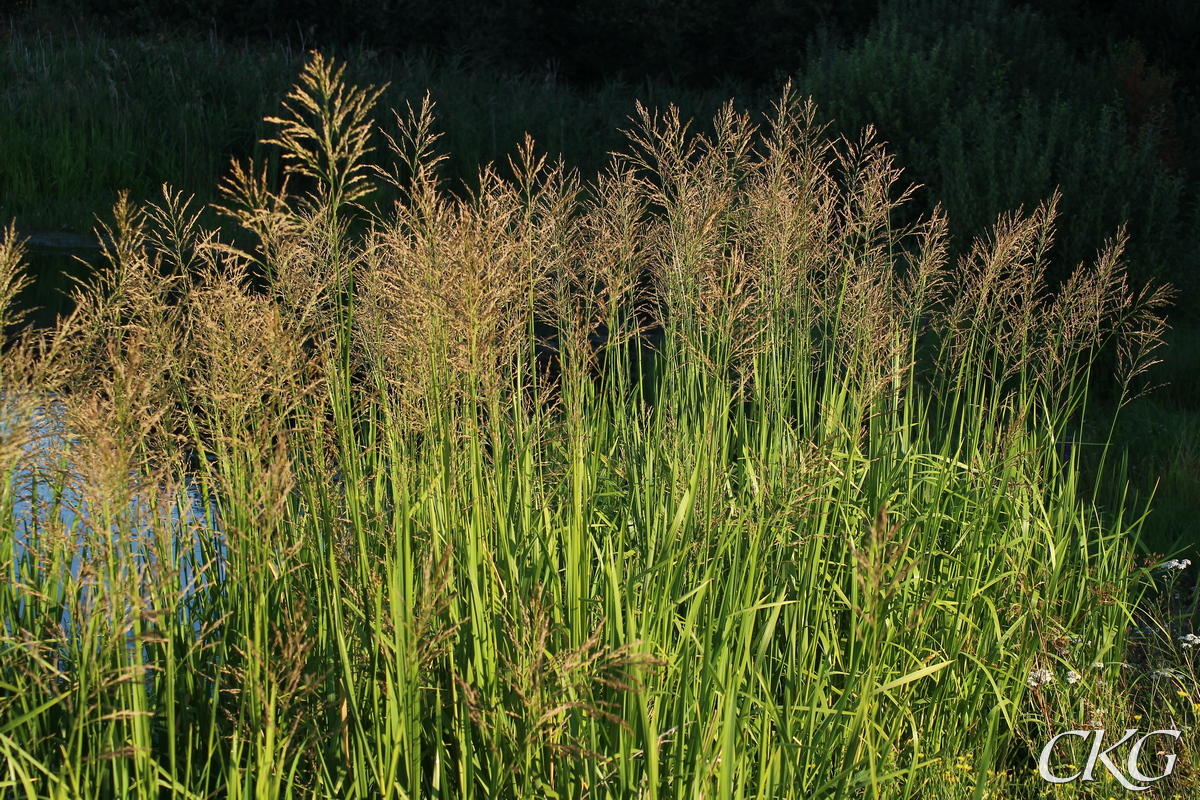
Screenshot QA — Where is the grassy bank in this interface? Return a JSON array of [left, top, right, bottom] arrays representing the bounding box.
[[2, 53, 1195, 799], [0, 25, 745, 236]]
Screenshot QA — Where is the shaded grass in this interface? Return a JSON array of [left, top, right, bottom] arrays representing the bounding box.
[[797, 0, 1200, 304], [9, 0, 1200, 315], [0, 26, 744, 236], [0, 28, 296, 233], [1082, 320, 1200, 561]]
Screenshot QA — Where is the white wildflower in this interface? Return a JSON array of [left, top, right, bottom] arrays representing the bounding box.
[[1179, 634, 1200, 650], [1028, 668, 1054, 688], [1067, 670, 1081, 684], [1161, 559, 1192, 571]]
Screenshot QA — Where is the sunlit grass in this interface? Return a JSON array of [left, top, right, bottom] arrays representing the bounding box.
[[0, 52, 1190, 799]]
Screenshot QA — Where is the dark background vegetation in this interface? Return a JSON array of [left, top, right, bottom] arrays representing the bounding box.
[[7, 0, 1199, 92], [2, 0, 1199, 550], [4, 0, 882, 87], [4, 0, 1198, 297]]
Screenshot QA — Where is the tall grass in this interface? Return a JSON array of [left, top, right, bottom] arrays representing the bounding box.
[[7, 2, 1199, 316], [0, 53, 1182, 798]]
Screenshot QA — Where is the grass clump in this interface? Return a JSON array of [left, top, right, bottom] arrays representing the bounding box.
[[0, 52, 1182, 799]]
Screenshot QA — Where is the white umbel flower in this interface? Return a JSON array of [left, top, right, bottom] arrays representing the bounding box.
[[1028, 668, 1054, 687]]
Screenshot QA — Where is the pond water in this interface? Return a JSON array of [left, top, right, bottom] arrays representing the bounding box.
[[7, 238, 215, 585], [4, 394, 225, 640], [10, 231, 105, 332]]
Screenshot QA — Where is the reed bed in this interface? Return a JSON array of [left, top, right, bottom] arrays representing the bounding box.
[[0, 53, 1185, 799]]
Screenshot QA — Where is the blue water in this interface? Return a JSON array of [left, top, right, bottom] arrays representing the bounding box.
[[4, 396, 225, 642]]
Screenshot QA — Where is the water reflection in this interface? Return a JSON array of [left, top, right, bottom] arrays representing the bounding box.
[[10, 232, 102, 332]]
